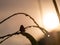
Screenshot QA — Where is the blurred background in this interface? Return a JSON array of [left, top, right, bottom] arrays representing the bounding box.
[[0, 0, 60, 45]]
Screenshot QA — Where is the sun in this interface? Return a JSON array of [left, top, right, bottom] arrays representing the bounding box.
[[43, 11, 59, 31]]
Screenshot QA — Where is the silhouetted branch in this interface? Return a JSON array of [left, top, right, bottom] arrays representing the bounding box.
[[20, 25, 38, 45], [0, 36, 10, 44], [0, 31, 21, 44], [0, 25, 38, 39], [0, 31, 20, 39], [25, 25, 38, 29], [0, 13, 50, 44], [21, 32, 38, 45], [0, 12, 49, 36], [0, 25, 39, 45], [53, 0, 60, 20], [0, 25, 40, 44]]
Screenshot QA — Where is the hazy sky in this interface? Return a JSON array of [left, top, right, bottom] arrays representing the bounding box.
[[0, 0, 60, 45]]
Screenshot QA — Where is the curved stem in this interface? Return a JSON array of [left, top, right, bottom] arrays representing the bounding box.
[[0, 13, 49, 36], [0, 25, 39, 39], [0, 31, 21, 44], [21, 32, 38, 45], [0, 36, 10, 44], [53, 0, 60, 20], [0, 25, 50, 44]]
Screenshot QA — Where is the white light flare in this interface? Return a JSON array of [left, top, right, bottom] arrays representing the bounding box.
[[42, 11, 59, 31]]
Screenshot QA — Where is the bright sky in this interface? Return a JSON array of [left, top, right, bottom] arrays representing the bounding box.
[[40, 0, 60, 31]]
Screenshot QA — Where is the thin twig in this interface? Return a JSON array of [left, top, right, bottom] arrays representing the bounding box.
[[0, 13, 49, 36], [0, 13, 50, 44], [0, 25, 38, 39], [0, 31, 21, 44]]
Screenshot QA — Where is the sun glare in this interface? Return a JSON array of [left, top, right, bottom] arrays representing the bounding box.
[[43, 11, 59, 31]]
